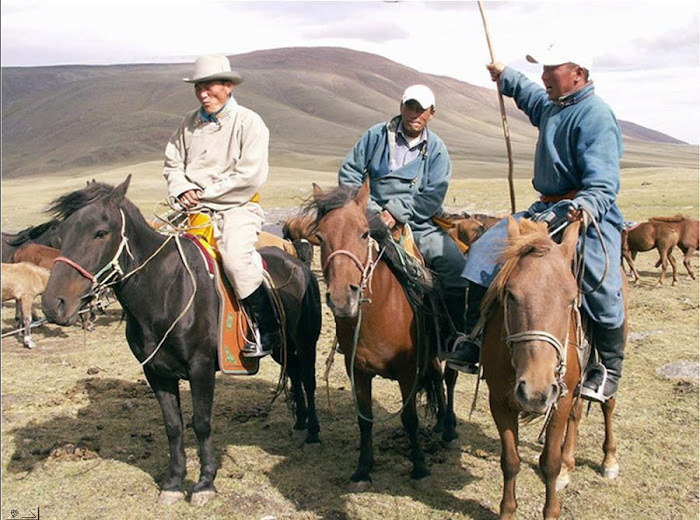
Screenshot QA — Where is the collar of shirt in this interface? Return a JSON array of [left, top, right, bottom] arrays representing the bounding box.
[[396, 120, 428, 149], [198, 95, 237, 123], [555, 82, 595, 108]]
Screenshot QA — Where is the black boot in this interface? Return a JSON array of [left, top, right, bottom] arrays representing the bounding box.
[[446, 282, 487, 374], [580, 322, 625, 402], [241, 284, 283, 358]]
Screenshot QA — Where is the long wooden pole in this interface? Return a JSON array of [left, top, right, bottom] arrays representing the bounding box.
[[477, 0, 516, 214]]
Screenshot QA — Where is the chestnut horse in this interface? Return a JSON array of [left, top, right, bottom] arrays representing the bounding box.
[[481, 217, 623, 520], [2, 219, 63, 263], [622, 221, 679, 285], [2, 262, 51, 349], [648, 215, 699, 280], [308, 181, 457, 488], [11, 243, 60, 270]]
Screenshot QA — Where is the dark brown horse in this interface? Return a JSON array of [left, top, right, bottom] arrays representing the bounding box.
[[2, 220, 63, 263], [41, 177, 322, 506], [308, 181, 457, 489], [480, 217, 623, 520], [622, 221, 679, 285], [648, 215, 699, 280]]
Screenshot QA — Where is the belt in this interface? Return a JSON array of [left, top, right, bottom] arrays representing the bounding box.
[[539, 189, 579, 203]]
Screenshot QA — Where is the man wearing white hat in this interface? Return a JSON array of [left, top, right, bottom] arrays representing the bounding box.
[[163, 54, 281, 358], [447, 44, 627, 404], [338, 84, 468, 339]]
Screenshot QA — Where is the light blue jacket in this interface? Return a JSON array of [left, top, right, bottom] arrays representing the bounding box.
[[339, 116, 467, 289], [463, 68, 626, 327]]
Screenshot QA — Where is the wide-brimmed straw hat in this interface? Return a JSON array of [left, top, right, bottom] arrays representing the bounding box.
[[182, 55, 243, 85], [526, 43, 593, 71]]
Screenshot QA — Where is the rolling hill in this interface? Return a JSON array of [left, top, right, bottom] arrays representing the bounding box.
[[1, 47, 696, 179]]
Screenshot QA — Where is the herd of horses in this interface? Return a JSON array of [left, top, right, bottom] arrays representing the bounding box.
[[1, 177, 698, 518]]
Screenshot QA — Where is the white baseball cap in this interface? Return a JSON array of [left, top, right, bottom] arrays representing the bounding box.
[[401, 84, 435, 109], [526, 43, 593, 71]]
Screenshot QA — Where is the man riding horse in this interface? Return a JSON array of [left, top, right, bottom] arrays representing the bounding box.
[[163, 54, 281, 358], [338, 84, 468, 341], [447, 43, 627, 404]]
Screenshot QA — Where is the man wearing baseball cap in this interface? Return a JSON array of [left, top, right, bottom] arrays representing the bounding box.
[[338, 84, 469, 340], [163, 54, 282, 358], [447, 44, 628, 404]]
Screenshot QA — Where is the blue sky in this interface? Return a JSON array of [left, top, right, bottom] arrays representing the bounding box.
[[2, 0, 698, 144]]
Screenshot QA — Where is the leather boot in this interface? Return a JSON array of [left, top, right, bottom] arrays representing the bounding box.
[[241, 284, 283, 358], [580, 322, 625, 402], [446, 282, 487, 373]]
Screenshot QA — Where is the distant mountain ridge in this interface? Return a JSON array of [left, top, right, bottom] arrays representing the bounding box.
[[0, 46, 692, 179]]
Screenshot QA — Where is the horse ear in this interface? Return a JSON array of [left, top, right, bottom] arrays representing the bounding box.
[[312, 183, 324, 200], [559, 221, 581, 260], [506, 215, 520, 238], [354, 178, 370, 211], [108, 175, 132, 207]]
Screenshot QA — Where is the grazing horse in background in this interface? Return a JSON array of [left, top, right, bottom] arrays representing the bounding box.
[[648, 215, 699, 280], [622, 221, 679, 285], [41, 177, 322, 506], [11, 243, 60, 270], [2, 219, 63, 263], [2, 262, 51, 349], [308, 181, 457, 489], [481, 217, 624, 520]]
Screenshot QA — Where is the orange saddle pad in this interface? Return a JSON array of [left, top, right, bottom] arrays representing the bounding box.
[[185, 213, 259, 376]]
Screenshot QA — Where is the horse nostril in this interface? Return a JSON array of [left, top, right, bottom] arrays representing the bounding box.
[[57, 297, 66, 313], [515, 380, 527, 402], [550, 383, 560, 400], [349, 284, 360, 294]]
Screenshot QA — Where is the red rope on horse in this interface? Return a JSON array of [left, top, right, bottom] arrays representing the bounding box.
[[53, 256, 95, 282]]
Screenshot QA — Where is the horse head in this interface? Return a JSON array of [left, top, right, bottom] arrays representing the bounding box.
[[42, 176, 132, 325], [312, 180, 372, 319], [491, 216, 580, 414]]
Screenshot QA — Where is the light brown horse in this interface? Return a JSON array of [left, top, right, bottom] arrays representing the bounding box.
[[2, 262, 51, 349], [622, 221, 679, 285], [648, 215, 699, 280], [481, 217, 622, 520], [309, 181, 457, 489]]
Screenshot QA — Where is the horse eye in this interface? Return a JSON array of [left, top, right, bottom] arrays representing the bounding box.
[[94, 230, 109, 239], [361, 230, 370, 240], [314, 232, 324, 244]]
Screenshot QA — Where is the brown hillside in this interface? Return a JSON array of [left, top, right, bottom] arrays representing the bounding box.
[[1, 46, 696, 178]]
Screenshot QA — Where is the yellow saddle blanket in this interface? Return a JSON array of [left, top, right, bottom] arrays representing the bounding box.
[[186, 213, 259, 376]]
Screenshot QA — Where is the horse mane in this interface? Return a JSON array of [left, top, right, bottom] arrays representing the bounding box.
[[6, 220, 61, 247], [303, 184, 440, 307], [648, 214, 690, 223], [45, 181, 115, 221], [482, 219, 553, 311]]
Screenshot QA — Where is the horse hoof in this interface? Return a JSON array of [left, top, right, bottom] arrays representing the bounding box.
[[440, 437, 460, 450], [556, 473, 570, 491], [411, 475, 432, 490], [302, 441, 322, 452], [291, 428, 307, 442], [603, 464, 620, 479], [191, 489, 217, 507], [158, 490, 186, 505], [24, 339, 36, 349], [348, 479, 372, 493]]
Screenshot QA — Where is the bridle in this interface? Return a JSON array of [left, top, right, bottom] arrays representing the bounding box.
[[321, 237, 382, 298]]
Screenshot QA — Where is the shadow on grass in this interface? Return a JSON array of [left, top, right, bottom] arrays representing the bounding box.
[[7, 372, 499, 518]]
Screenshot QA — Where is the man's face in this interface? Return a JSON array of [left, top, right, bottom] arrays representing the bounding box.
[[194, 80, 233, 114], [400, 100, 434, 138], [541, 64, 585, 100]]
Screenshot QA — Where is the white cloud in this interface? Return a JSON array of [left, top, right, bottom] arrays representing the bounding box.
[[1, 0, 698, 143]]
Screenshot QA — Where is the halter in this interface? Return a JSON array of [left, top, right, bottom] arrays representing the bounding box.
[[53, 209, 134, 292], [502, 297, 574, 402], [322, 237, 381, 298]]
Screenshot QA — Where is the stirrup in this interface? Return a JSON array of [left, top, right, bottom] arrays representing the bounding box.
[[579, 363, 615, 403], [241, 328, 271, 358]]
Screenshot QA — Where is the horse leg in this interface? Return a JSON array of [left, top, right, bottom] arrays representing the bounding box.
[[144, 371, 187, 505], [399, 373, 430, 484], [683, 248, 696, 280], [558, 398, 583, 491], [668, 251, 678, 286], [299, 345, 320, 445], [600, 397, 619, 479], [17, 298, 36, 349], [442, 365, 459, 445], [349, 371, 374, 490], [285, 355, 310, 440], [188, 363, 218, 506], [539, 404, 573, 520], [490, 397, 520, 520], [657, 248, 668, 285]]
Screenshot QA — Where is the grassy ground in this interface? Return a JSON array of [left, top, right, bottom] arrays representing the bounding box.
[[2, 165, 698, 519]]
